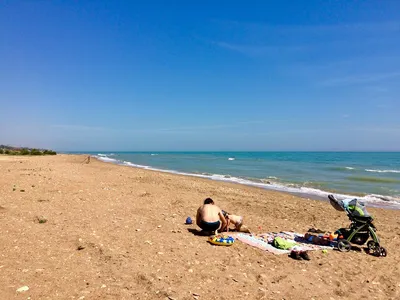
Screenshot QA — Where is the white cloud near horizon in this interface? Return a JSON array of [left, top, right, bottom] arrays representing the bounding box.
[[225, 126, 400, 137], [50, 120, 267, 134], [51, 124, 108, 131]]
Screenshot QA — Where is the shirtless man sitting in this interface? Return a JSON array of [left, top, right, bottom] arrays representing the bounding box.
[[196, 198, 227, 235]]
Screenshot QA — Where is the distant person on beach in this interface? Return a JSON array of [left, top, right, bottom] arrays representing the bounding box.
[[196, 198, 227, 234]]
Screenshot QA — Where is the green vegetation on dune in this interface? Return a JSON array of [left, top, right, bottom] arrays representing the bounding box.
[[0, 145, 57, 156]]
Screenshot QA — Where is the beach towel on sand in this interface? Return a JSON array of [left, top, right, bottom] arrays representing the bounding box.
[[232, 232, 333, 255]]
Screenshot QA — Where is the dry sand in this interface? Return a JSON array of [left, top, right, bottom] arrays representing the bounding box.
[[0, 154, 399, 300]]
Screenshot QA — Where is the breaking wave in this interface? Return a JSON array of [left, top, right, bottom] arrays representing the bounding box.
[[365, 169, 400, 174]]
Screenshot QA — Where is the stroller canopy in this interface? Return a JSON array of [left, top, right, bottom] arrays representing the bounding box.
[[329, 195, 371, 217]]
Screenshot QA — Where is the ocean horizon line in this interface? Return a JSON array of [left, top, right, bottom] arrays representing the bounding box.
[[63, 150, 400, 153]]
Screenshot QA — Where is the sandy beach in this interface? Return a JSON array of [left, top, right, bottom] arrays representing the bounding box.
[[0, 154, 399, 300]]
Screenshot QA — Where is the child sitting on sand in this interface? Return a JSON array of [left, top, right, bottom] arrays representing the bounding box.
[[221, 210, 250, 233]]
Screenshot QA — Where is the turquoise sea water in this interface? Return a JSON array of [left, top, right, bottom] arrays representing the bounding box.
[[77, 152, 400, 209]]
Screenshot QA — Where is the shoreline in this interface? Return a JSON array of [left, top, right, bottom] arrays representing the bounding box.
[[91, 154, 400, 210]]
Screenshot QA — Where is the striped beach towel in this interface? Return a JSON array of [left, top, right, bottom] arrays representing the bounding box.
[[233, 232, 333, 255]]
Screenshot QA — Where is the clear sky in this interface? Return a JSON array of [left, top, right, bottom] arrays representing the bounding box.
[[1, 1, 399, 151]]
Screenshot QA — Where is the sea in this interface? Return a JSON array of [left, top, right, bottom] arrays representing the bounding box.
[[74, 152, 400, 209]]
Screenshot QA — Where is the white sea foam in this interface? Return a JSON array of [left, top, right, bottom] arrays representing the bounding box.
[[228, 157, 235, 161], [345, 167, 355, 170], [97, 156, 118, 163], [150, 154, 158, 156], [121, 161, 152, 169], [365, 169, 400, 173], [97, 153, 115, 157], [94, 156, 400, 209]]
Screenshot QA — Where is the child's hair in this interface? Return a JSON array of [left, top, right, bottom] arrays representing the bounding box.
[[204, 198, 214, 205]]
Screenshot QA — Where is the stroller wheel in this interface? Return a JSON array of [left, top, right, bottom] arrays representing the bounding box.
[[337, 239, 351, 252], [367, 240, 378, 251], [377, 247, 387, 257]]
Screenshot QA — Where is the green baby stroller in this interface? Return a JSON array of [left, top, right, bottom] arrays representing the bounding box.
[[328, 195, 387, 257]]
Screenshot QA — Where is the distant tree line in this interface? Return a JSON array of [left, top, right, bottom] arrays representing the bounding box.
[[0, 145, 57, 156]]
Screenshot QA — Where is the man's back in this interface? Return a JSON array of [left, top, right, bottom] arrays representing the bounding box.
[[196, 198, 227, 233], [198, 204, 222, 222]]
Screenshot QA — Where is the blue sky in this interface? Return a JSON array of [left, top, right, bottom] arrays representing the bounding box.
[[1, 0, 399, 151]]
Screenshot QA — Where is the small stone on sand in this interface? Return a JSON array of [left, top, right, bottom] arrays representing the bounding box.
[[16, 286, 29, 293]]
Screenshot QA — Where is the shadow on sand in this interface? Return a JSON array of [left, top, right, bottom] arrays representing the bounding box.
[[187, 228, 214, 236]]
